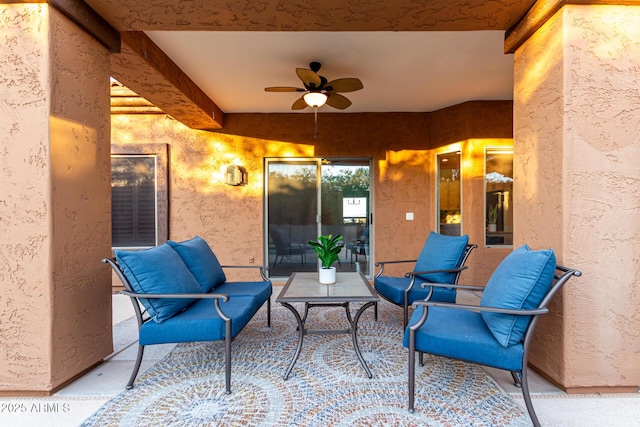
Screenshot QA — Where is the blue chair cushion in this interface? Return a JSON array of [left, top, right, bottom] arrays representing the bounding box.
[[404, 306, 524, 372], [168, 236, 226, 293], [414, 232, 469, 284], [139, 295, 259, 345], [480, 244, 556, 347], [375, 276, 456, 305], [214, 281, 272, 306], [115, 245, 202, 323]]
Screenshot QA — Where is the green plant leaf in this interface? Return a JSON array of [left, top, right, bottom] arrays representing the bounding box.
[[307, 234, 345, 268]]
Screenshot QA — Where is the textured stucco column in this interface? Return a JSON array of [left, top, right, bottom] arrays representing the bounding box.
[[514, 5, 640, 391], [0, 5, 112, 393]]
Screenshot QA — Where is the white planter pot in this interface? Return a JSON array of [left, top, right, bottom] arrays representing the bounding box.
[[318, 267, 336, 285], [487, 224, 497, 232]]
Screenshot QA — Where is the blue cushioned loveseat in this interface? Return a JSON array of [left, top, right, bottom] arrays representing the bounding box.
[[103, 236, 272, 394]]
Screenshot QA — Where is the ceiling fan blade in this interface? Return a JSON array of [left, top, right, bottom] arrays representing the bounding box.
[[296, 68, 322, 89], [292, 97, 308, 110], [326, 78, 363, 93], [265, 86, 305, 92], [326, 93, 352, 110]]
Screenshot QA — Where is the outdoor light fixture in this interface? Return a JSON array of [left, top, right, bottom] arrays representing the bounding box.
[[303, 92, 328, 108], [303, 92, 328, 139], [224, 165, 248, 186]]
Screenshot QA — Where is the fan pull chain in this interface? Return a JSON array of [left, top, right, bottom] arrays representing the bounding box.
[[314, 107, 318, 139]]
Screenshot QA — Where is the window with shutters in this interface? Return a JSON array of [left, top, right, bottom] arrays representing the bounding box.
[[111, 155, 157, 248], [110, 144, 168, 249]]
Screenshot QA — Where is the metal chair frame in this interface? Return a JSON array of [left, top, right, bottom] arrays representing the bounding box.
[[407, 265, 582, 427], [102, 258, 271, 394], [374, 243, 477, 327]]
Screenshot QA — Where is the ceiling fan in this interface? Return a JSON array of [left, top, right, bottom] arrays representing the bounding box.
[[265, 62, 364, 110]]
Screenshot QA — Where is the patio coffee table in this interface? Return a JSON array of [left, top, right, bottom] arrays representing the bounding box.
[[276, 272, 380, 380]]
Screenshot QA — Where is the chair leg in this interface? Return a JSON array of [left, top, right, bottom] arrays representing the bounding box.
[[126, 344, 145, 389], [267, 298, 272, 327], [419, 351, 425, 367], [403, 303, 409, 329], [521, 366, 541, 427], [374, 301, 378, 321], [408, 330, 416, 412], [511, 371, 522, 387], [225, 322, 232, 394]]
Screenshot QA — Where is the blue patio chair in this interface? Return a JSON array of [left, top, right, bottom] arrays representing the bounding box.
[[374, 231, 476, 327], [405, 244, 582, 427]]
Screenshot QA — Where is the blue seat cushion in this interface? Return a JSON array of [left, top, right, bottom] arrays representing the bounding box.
[[139, 295, 259, 345], [375, 276, 456, 305], [214, 281, 272, 306], [480, 244, 556, 347], [168, 236, 226, 293], [404, 306, 524, 372], [115, 244, 202, 323], [414, 232, 469, 284]]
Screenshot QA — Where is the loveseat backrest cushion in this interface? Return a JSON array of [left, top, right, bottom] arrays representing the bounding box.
[[414, 232, 470, 284], [168, 236, 226, 293], [480, 244, 556, 347], [115, 244, 203, 323]]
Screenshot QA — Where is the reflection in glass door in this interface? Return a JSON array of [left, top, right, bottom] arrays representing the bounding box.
[[485, 149, 513, 246], [265, 158, 371, 279], [437, 152, 462, 236]]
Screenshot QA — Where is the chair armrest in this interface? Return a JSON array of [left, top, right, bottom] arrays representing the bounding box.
[[374, 259, 418, 278], [221, 265, 268, 270], [120, 290, 233, 322], [408, 300, 549, 331], [417, 282, 485, 292], [375, 259, 418, 266], [407, 265, 468, 278], [412, 300, 549, 316], [220, 265, 271, 281], [120, 290, 230, 302]]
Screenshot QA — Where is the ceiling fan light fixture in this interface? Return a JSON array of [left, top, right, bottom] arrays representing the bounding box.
[[303, 92, 328, 108]]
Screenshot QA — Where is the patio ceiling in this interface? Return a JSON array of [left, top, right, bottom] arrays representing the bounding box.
[[78, 0, 538, 129]]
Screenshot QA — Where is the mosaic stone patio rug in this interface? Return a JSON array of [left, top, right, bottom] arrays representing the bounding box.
[[82, 300, 529, 426]]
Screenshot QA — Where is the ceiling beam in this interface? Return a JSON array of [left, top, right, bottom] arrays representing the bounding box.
[[111, 31, 224, 130], [505, 0, 640, 53], [84, 0, 535, 32], [49, 0, 120, 52], [4, 0, 121, 52]]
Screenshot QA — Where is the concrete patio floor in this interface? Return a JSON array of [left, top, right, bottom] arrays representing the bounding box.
[[1, 291, 638, 426]]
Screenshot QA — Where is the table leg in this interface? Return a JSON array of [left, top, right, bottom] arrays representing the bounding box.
[[344, 302, 353, 323], [280, 302, 304, 380], [351, 301, 376, 378]]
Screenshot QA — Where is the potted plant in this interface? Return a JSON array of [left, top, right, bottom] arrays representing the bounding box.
[[308, 234, 344, 284], [487, 204, 498, 232]]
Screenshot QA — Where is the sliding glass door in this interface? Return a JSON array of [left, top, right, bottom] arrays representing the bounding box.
[[265, 158, 372, 279]]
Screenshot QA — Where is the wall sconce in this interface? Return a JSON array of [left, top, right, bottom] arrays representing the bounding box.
[[225, 165, 248, 186]]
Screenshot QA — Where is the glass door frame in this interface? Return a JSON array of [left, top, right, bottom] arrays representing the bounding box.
[[436, 151, 462, 236], [264, 157, 373, 280]]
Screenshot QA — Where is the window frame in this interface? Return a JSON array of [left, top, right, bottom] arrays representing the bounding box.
[[110, 144, 169, 250]]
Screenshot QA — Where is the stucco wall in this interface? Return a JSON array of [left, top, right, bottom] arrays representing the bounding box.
[[0, 5, 112, 392], [0, 4, 53, 391], [514, 5, 640, 389], [111, 104, 512, 285], [49, 8, 113, 389], [111, 112, 435, 281]]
